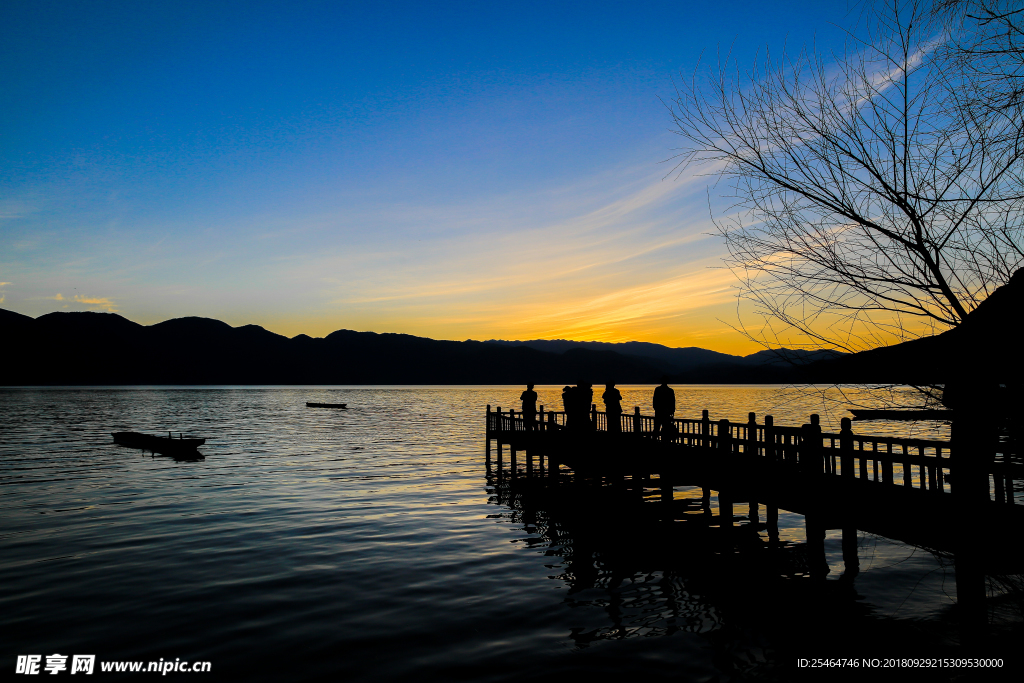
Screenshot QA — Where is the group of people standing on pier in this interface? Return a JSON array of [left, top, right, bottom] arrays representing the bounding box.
[[560, 383, 604, 431], [518, 379, 677, 437]]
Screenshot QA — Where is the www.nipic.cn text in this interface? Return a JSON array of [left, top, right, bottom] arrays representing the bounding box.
[[16, 655, 212, 675]]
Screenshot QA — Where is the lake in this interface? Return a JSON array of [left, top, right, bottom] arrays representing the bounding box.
[[0, 385, 1014, 681]]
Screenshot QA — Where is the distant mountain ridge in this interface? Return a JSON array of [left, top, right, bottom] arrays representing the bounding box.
[[0, 310, 660, 385], [804, 268, 1024, 385], [7, 268, 1018, 386], [0, 309, 843, 385], [483, 338, 845, 372]]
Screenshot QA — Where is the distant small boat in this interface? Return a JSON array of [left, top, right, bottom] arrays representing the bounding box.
[[849, 409, 954, 421], [306, 402, 347, 409], [112, 431, 206, 454]]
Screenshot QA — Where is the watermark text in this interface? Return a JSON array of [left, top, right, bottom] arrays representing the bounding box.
[[16, 655, 211, 675]]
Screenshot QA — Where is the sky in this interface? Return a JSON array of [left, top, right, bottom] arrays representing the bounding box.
[[1, 0, 859, 354]]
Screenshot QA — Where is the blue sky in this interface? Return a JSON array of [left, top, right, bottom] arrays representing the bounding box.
[[1, 0, 857, 352]]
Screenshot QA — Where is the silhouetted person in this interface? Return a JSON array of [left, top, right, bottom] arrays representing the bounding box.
[[603, 382, 623, 434], [579, 383, 595, 430], [520, 384, 538, 431], [653, 377, 675, 439], [561, 385, 574, 430]]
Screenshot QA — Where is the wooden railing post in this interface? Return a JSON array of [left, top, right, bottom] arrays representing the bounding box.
[[747, 412, 758, 458], [591, 403, 598, 431], [509, 409, 517, 476], [764, 415, 774, 462], [538, 404, 544, 432], [883, 442, 895, 485], [840, 417, 854, 477], [805, 415, 828, 578], [718, 419, 731, 456], [633, 406, 642, 436], [701, 410, 710, 450], [486, 404, 492, 459], [495, 405, 503, 468]]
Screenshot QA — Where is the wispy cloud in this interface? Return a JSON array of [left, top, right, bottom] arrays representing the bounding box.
[[73, 295, 118, 312], [47, 293, 119, 312], [0, 199, 39, 222], [315, 165, 718, 295], [5, 151, 750, 348], [513, 264, 738, 340], [252, 163, 746, 345]]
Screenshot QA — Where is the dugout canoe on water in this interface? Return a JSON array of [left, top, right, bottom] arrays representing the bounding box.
[[112, 431, 206, 454], [306, 402, 347, 409]]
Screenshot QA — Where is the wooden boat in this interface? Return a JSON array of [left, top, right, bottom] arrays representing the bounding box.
[[849, 409, 954, 421], [112, 431, 206, 454], [306, 402, 347, 409]]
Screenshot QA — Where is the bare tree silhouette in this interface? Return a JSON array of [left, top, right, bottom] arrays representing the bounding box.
[[935, 0, 1024, 116], [667, 0, 1024, 359]]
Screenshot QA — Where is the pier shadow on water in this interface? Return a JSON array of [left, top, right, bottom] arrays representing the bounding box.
[[484, 443, 1024, 681]]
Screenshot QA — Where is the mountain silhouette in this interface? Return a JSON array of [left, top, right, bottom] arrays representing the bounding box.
[[482, 338, 844, 372], [8, 289, 1012, 385], [807, 268, 1024, 386], [0, 312, 663, 385], [1, 310, 844, 385]]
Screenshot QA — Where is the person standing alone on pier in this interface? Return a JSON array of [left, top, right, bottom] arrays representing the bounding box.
[[579, 383, 594, 430], [603, 382, 623, 434], [520, 384, 538, 431], [653, 377, 675, 439], [561, 386, 574, 430]]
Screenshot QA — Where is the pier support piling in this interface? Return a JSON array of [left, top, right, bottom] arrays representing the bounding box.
[[767, 504, 779, 542], [719, 491, 733, 529], [842, 527, 859, 578], [805, 514, 829, 579]]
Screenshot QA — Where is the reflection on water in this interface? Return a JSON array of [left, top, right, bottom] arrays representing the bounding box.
[[486, 462, 998, 679], [0, 385, 1017, 681]]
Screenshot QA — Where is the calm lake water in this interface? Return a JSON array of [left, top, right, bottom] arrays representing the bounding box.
[[0, 386, 1016, 681]]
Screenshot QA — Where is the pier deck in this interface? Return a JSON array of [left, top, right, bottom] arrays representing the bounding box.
[[485, 405, 1024, 568]]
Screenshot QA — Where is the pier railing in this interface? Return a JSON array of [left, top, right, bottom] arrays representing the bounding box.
[[486, 405, 1020, 507]]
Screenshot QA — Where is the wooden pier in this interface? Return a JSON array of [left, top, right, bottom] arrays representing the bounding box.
[[485, 404, 1024, 573]]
